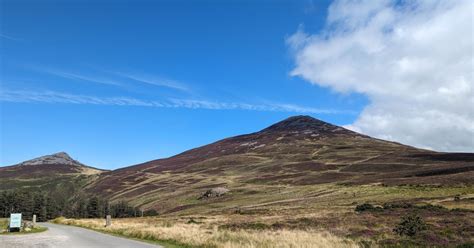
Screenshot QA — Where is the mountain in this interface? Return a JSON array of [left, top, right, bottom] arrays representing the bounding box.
[[18, 152, 86, 167], [87, 116, 474, 213], [0, 152, 104, 191]]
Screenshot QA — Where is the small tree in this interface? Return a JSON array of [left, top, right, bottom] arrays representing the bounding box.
[[394, 214, 427, 237]]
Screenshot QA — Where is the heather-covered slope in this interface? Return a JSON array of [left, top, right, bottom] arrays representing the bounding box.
[[87, 116, 474, 213], [2, 116, 473, 246], [0, 152, 104, 191]]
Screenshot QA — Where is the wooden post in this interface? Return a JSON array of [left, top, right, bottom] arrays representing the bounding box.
[[105, 215, 111, 227], [32, 215, 37, 226]]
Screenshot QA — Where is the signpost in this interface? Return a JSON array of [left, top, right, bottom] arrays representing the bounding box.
[[9, 213, 22, 232]]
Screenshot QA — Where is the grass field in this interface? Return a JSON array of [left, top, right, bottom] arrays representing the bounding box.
[[53, 183, 474, 248]]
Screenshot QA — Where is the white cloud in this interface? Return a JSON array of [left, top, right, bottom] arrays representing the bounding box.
[[288, 0, 473, 152], [0, 89, 350, 114]]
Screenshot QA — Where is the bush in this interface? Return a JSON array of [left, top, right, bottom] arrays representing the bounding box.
[[415, 203, 446, 211], [355, 203, 381, 212], [186, 218, 202, 224], [456, 242, 474, 248], [394, 214, 427, 237], [143, 209, 159, 216], [383, 202, 413, 209]]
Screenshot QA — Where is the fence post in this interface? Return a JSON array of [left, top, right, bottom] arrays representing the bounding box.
[[105, 215, 111, 227]]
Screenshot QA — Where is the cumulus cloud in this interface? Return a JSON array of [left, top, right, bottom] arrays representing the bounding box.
[[288, 0, 473, 152]]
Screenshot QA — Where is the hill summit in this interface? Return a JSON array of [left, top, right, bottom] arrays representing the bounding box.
[[19, 152, 85, 166], [0, 152, 104, 191], [260, 115, 360, 136]]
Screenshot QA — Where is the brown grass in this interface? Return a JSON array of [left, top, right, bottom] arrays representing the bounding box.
[[53, 217, 359, 248]]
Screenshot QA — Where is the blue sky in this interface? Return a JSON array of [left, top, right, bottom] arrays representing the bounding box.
[[3, 0, 470, 168], [0, 0, 366, 168]]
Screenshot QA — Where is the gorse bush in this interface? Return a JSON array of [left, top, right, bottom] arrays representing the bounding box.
[[394, 214, 427, 237]]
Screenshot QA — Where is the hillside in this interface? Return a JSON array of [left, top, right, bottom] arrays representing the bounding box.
[[0, 152, 104, 191], [2, 116, 473, 247], [86, 116, 474, 214]]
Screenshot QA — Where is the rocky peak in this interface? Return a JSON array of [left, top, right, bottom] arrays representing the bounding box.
[[19, 152, 84, 166]]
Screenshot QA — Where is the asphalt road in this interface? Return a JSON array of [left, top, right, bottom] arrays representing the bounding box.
[[0, 223, 162, 248]]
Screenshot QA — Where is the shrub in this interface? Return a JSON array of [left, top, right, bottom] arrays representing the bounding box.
[[383, 202, 413, 209], [394, 214, 427, 237], [456, 242, 474, 248], [143, 209, 159, 216], [186, 218, 201, 224], [355, 203, 381, 212], [415, 204, 446, 211]]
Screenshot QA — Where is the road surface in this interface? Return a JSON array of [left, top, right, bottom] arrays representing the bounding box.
[[0, 223, 161, 248]]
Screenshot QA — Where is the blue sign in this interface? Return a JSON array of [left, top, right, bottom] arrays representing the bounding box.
[[9, 213, 22, 228]]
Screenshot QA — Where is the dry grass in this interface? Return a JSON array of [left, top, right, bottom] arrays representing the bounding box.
[[52, 183, 474, 247], [53, 217, 359, 248]]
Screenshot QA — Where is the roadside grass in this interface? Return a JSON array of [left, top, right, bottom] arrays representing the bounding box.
[[0, 218, 7, 230], [51, 217, 190, 248], [52, 217, 359, 248], [0, 218, 48, 235]]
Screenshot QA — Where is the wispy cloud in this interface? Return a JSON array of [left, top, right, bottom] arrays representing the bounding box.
[[0, 89, 352, 115], [0, 34, 23, 42], [38, 68, 123, 86], [112, 72, 190, 92], [34, 67, 190, 92]]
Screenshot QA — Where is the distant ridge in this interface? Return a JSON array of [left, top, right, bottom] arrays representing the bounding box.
[[0, 152, 104, 188]]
